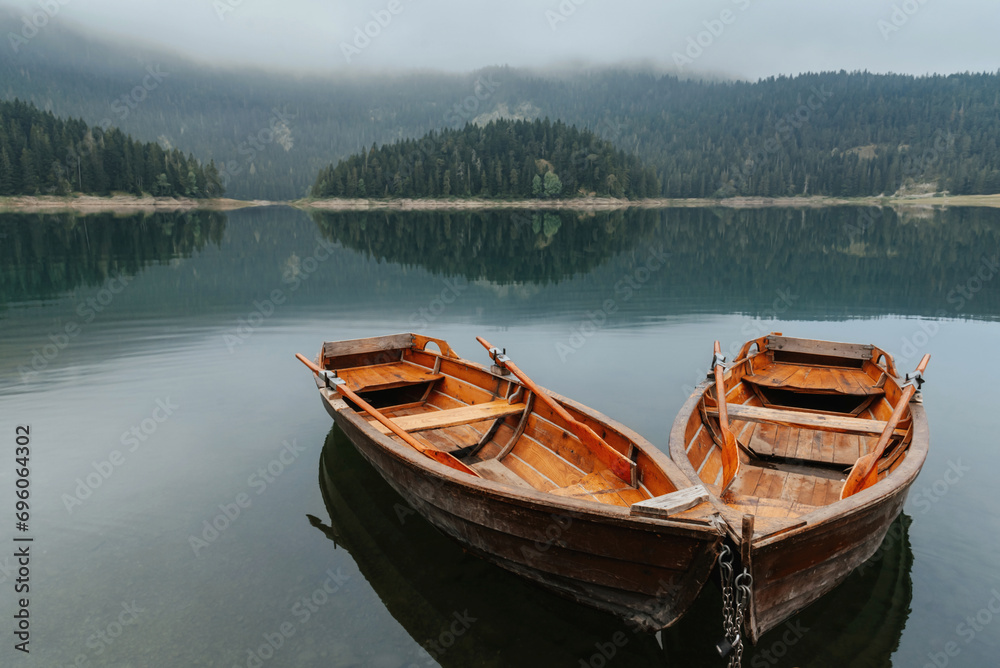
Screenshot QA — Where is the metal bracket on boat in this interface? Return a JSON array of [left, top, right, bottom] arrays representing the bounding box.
[[903, 370, 925, 392], [320, 370, 344, 390], [488, 347, 511, 376], [709, 351, 727, 377]]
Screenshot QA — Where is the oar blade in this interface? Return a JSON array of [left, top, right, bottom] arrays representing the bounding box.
[[719, 426, 740, 493], [841, 453, 876, 499], [426, 448, 480, 477]]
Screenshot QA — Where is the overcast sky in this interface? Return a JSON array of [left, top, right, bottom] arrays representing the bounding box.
[[3, 0, 998, 78]]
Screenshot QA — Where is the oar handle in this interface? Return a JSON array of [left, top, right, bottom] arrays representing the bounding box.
[[477, 336, 573, 423], [294, 353, 480, 478], [915, 354, 931, 374], [296, 353, 323, 374]]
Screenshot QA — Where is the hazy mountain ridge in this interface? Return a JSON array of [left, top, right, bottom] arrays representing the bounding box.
[[3, 14, 1000, 200]]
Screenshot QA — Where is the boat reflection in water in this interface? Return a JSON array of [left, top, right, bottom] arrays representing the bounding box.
[[311, 425, 667, 666], [312, 425, 912, 666], [662, 514, 914, 667]]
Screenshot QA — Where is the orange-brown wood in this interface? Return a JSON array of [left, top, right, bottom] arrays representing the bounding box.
[[671, 335, 930, 643], [501, 453, 559, 491], [687, 425, 716, 471], [336, 361, 444, 393], [699, 450, 723, 487], [510, 433, 588, 485], [707, 404, 903, 438], [522, 413, 598, 475], [746, 362, 883, 396], [713, 341, 741, 491], [308, 334, 726, 638], [296, 354, 481, 477], [476, 337, 636, 485], [842, 354, 930, 498], [367, 400, 526, 435]]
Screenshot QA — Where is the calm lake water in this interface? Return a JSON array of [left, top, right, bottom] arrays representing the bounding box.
[[1, 206, 998, 667]]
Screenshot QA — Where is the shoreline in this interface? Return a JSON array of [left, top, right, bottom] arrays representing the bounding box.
[[3, 193, 1000, 213], [293, 194, 1000, 210], [0, 195, 275, 214]]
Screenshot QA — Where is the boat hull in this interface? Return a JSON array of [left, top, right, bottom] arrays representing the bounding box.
[[668, 334, 930, 643], [326, 391, 722, 630], [746, 450, 918, 640]]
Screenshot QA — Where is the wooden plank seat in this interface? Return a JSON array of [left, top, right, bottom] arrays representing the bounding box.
[[368, 400, 526, 434], [744, 362, 884, 396], [630, 485, 709, 518], [336, 362, 443, 393], [706, 404, 901, 438], [710, 404, 905, 468]]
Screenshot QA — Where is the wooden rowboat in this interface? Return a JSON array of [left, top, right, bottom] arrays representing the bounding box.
[[296, 333, 723, 631], [668, 333, 930, 644]]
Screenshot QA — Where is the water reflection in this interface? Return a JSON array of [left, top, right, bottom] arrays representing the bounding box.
[[310, 209, 657, 285], [313, 425, 667, 667], [0, 211, 226, 304], [314, 424, 913, 666], [663, 514, 913, 667], [311, 206, 1000, 319], [3, 207, 999, 322]]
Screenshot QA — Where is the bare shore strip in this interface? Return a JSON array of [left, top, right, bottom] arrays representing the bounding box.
[[0, 195, 272, 213], [3, 193, 1000, 214]]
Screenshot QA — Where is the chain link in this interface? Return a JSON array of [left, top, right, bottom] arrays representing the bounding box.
[[718, 544, 754, 668], [731, 569, 753, 667]]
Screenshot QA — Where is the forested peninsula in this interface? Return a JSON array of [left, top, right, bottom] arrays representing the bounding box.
[[311, 118, 660, 200]]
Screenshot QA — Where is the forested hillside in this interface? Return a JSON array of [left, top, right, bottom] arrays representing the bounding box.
[[0, 99, 222, 197], [3, 14, 999, 200], [311, 118, 660, 199]]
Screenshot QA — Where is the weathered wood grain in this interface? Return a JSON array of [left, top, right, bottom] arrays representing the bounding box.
[[368, 400, 525, 434]]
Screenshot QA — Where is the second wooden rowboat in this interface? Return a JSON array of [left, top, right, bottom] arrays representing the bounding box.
[[296, 332, 724, 631], [668, 333, 930, 643]]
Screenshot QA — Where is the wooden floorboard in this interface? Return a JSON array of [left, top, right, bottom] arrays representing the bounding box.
[[549, 471, 638, 507], [746, 423, 876, 468], [471, 459, 534, 490], [747, 362, 882, 395], [503, 454, 558, 492], [510, 435, 586, 487], [730, 466, 764, 497], [339, 362, 443, 393]]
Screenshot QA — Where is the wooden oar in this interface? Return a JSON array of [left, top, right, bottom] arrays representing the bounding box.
[[841, 354, 930, 499], [475, 337, 636, 485], [295, 353, 480, 478], [712, 341, 740, 493]]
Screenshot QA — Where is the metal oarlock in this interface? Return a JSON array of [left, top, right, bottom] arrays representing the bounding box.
[[489, 347, 510, 376]]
